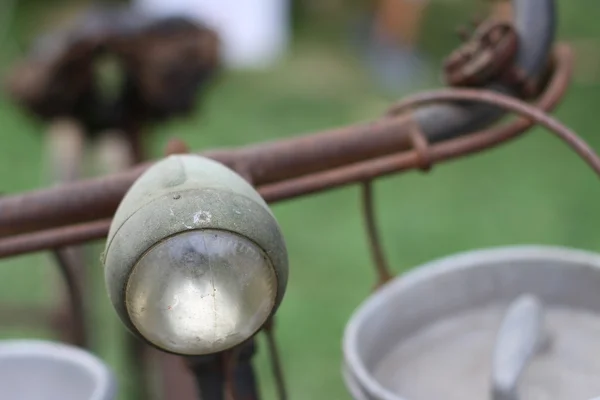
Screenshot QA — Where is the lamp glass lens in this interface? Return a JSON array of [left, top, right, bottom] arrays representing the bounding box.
[[125, 229, 277, 355]]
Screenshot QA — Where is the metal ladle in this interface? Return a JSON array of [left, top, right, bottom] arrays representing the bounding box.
[[493, 296, 600, 400], [491, 294, 547, 400]]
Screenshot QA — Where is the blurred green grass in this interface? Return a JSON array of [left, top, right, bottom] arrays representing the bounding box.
[[2, 0, 600, 399]]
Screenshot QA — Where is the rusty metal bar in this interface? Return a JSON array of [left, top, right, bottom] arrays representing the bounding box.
[[0, 43, 571, 240], [0, 44, 573, 259], [393, 89, 600, 176], [0, 166, 146, 238], [0, 1, 555, 241], [264, 318, 287, 400], [51, 248, 86, 347], [0, 119, 417, 237], [157, 351, 200, 399], [0, 219, 111, 258], [361, 181, 394, 288], [0, 0, 557, 238], [222, 114, 415, 186], [44, 117, 90, 350], [255, 45, 572, 201]]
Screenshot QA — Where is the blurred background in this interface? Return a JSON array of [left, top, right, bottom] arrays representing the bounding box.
[[1, 0, 600, 399]]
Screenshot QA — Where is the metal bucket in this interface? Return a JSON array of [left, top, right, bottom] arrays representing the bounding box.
[[0, 340, 117, 400], [343, 246, 600, 400]]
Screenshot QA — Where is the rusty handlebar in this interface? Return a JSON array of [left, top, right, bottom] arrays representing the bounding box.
[[0, 43, 573, 258], [0, 0, 566, 257]]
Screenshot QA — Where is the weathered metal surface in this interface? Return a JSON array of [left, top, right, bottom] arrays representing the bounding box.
[[343, 247, 600, 400], [0, 44, 573, 249], [0, 44, 573, 259], [413, 0, 556, 142], [102, 155, 288, 343], [0, 219, 112, 258]]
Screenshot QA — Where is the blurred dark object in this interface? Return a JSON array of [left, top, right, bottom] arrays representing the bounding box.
[[110, 16, 220, 122], [4, 5, 220, 138], [5, 36, 101, 125], [5, 5, 136, 129]]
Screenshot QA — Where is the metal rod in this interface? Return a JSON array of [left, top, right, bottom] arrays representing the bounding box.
[[391, 91, 600, 177], [0, 166, 146, 238], [264, 319, 288, 400], [186, 340, 260, 400], [361, 181, 393, 288], [51, 248, 87, 347], [226, 115, 415, 186], [189, 354, 225, 400], [45, 118, 88, 349], [125, 336, 151, 400], [157, 352, 200, 399], [228, 340, 260, 400], [0, 0, 556, 240], [0, 44, 573, 258], [0, 219, 112, 258], [258, 44, 572, 202], [0, 118, 417, 238]]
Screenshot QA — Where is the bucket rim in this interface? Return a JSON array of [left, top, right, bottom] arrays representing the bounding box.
[[0, 339, 116, 400], [342, 244, 600, 400]]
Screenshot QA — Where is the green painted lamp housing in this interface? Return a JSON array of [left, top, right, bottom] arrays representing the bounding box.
[[102, 155, 288, 356]]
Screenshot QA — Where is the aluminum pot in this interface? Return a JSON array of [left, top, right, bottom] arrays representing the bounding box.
[[343, 246, 600, 400], [0, 339, 117, 400]]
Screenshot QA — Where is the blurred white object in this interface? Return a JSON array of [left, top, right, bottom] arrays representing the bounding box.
[[0, 340, 116, 400], [134, 0, 290, 69]]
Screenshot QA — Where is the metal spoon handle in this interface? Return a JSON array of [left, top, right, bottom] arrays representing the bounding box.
[[491, 294, 546, 400]]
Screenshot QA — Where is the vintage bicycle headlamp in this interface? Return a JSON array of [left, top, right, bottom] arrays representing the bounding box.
[[102, 155, 288, 356]]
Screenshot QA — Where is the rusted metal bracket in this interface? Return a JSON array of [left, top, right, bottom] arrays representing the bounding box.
[[444, 18, 541, 99], [444, 19, 519, 88]]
